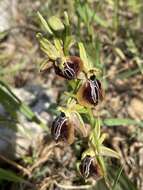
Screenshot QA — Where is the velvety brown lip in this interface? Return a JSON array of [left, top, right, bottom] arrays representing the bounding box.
[[77, 77, 103, 107], [54, 56, 83, 80], [79, 156, 102, 179], [51, 113, 74, 144]]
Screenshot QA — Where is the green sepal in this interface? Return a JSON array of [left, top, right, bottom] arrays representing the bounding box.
[[78, 42, 92, 71], [37, 12, 53, 34], [48, 16, 65, 32], [63, 12, 75, 55], [54, 38, 64, 57], [37, 33, 60, 60]]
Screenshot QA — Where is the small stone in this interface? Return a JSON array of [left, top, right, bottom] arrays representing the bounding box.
[[127, 98, 143, 120]]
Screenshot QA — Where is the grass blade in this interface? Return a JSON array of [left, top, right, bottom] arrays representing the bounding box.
[[112, 166, 123, 190], [103, 118, 143, 127], [0, 168, 24, 183]]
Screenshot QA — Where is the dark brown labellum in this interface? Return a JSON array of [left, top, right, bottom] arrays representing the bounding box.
[[54, 56, 83, 80], [79, 156, 101, 179], [84, 77, 101, 105], [51, 113, 74, 144], [77, 75, 103, 107]]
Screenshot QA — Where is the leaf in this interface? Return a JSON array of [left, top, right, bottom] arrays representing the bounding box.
[[100, 146, 120, 159], [93, 13, 109, 28], [108, 166, 138, 190], [0, 81, 47, 130], [116, 68, 140, 79], [0, 168, 24, 183], [76, 4, 88, 24], [0, 115, 17, 130], [85, 3, 109, 28], [94, 37, 101, 67], [37, 12, 53, 34], [48, 16, 65, 32], [76, 2, 108, 28], [112, 166, 124, 190], [95, 166, 137, 190], [103, 118, 143, 127]]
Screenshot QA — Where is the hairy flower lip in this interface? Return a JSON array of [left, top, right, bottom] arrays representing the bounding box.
[[51, 113, 75, 144], [51, 110, 88, 144], [54, 56, 83, 80], [79, 155, 102, 179], [76, 76, 103, 108]]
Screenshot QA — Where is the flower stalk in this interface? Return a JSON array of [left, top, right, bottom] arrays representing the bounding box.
[[37, 12, 120, 185]]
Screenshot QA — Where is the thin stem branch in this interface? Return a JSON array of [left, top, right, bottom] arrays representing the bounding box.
[[0, 154, 31, 177], [54, 180, 95, 189]]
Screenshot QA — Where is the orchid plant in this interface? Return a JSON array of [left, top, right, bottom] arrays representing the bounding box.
[[37, 12, 120, 185]]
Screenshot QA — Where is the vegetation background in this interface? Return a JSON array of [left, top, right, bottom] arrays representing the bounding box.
[[0, 0, 143, 189]]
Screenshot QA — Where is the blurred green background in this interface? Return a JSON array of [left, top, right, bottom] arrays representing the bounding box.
[[0, 0, 143, 190]]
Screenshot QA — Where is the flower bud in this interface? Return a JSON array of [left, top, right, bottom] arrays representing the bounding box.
[[79, 155, 102, 179], [76, 75, 103, 107], [51, 112, 74, 144], [54, 56, 83, 80]]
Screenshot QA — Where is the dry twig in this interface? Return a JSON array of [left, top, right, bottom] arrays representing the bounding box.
[[54, 180, 96, 190], [0, 154, 31, 177]]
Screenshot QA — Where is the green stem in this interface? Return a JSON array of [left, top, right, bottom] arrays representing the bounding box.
[[67, 79, 81, 104], [88, 108, 95, 128], [113, 0, 119, 33]]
